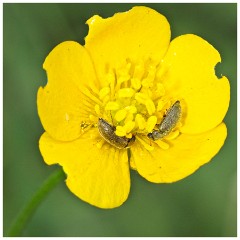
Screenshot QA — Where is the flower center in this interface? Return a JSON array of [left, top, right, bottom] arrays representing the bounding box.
[[98, 60, 181, 144], [83, 59, 182, 150]]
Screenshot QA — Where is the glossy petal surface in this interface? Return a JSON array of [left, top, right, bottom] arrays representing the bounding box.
[[130, 123, 227, 183], [39, 129, 130, 209], [37, 41, 99, 141], [85, 6, 170, 87], [161, 34, 230, 134]]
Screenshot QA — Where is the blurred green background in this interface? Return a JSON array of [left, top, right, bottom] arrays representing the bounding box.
[[3, 3, 237, 237]]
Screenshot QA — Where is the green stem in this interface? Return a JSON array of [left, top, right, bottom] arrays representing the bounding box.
[[7, 168, 65, 237]]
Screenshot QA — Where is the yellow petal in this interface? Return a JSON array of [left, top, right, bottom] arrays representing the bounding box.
[[161, 34, 230, 134], [85, 6, 170, 87], [39, 129, 130, 209], [130, 123, 227, 183], [37, 41, 99, 141]]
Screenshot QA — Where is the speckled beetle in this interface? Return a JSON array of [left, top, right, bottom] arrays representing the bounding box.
[[98, 118, 136, 149], [148, 101, 181, 141]]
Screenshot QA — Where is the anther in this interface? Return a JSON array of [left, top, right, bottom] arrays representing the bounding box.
[[118, 88, 135, 98], [146, 116, 157, 132], [115, 109, 127, 122], [125, 105, 136, 114], [157, 100, 165, 112], [145, 99, 156, 115], [135, 114, 146, 130], [155, 140, 169, 150], [133, 62, 144, 79], [115, 126, 126, 137], [165, 130, 180, 140], [124, 112, 134, 124], [131, 77, 141, 90], [99, 87, 110, 100], [105, 101, 120, 111], [156, 83, 165, 97], [124, 121, 135, 133], [135, 92, 148, 104]]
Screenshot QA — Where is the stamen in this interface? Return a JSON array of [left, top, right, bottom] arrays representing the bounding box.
[[146, 116, 157, 132], [136, 136, 154, 151], [115, 109, 127, 122], [131, 77, 141, 90], [102, 95, 110, 105], [81, 87, 102, 106], [124, 121, 135, 133], [135, 92, 148, 104], [106, 70, 116, 99], [89, 114, 98, 122], [124, 112, 134, 124], [142, 65, 156, 87], [156, 63, 167, 79], [165, 130, 180, 140], [105, 101, 120, 111], [96, 139, 105, 149], [77, 103, 94, 115], [130, 62, 145, 90], [157, 100, 165, 112], [118, 88, 135, 98], [115, 126, 126, 137], [145, 99, 156, 115], [125, 105, 137, 114], [133, 62, 144, 79], [117, 72, 130, 85], [94, 104, 101, 115], [126, 133, 132, 138], [88, 83, 100, 96], [99, 87, 110, 100], [135, 114, 146, 130], [156, 83, 165, 96], [115, 63, 131, 89], [80, 97, 96, 109], [155, 140, 170, 150], [96, 58, 182, 148]]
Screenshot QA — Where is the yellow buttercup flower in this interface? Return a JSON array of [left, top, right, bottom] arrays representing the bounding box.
[[37, 6, 230, 208]]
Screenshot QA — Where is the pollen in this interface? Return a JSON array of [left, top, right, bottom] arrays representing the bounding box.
[[92, 59, 182, 150]]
